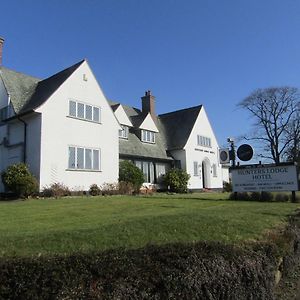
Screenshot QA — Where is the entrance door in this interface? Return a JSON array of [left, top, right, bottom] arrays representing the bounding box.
[[202, 159, 211, 189]]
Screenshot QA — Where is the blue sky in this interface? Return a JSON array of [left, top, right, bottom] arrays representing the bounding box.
[[1, 0, 300, 152]]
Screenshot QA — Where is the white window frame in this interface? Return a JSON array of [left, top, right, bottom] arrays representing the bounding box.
[[193, 161, 199, 176], [68, 100, 101, 123], [68, 146, 101, 171], [212, 164, 217, 177], [197, 135, 212, 148], [141, 129, 155, 144], [119, 125, 129, 139]]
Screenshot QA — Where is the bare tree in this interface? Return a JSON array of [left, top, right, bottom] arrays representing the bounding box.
[[284, 111, 300, 163], [238, 87, 300, 164]]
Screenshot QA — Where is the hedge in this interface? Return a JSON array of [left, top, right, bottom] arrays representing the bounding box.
[[1, 213, 300, 299]]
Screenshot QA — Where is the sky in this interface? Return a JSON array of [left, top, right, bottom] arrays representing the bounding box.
[[1, 0, 300, 155]]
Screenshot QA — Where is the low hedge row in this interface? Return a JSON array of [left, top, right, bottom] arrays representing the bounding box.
[[0, 243, 279, 299], [1, 213, 300, 299]]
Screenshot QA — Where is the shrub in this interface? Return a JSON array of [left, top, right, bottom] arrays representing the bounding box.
[[164, 168, 190, 193], [118, 181, 134, 195], [89, 184, 101, 196], [223, 180, 232, 192], [119, 161, 144, 192], [250, 192, 261, 201], [229, 192, 250, 201], [42, 183, 70, 198], [101, 182, 118, 196], [1, 163, 38, 198], [275, 193, 289, 202], [260, 191, 274, 202]]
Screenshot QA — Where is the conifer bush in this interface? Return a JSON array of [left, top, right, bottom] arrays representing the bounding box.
[[1, 163, 38, 198], [119, 161, 144, 192], [164, 168, 190, 193]]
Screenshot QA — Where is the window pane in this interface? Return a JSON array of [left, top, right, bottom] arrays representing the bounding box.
[[77, 148, 84, 169], [142, 161, 148, 182], [93, 107, 100, 122], [124, 126, 128, 138], [151, 132, 155, 143], [85, 149, 92, 169], [194, 161, 198, 176], [93, 149, 100, 170], [135, 161, 142, 170], [77, 103, 85, 118], [68, 147, 76, 168], [69, 101, 76, 117], [149, 162, 155, 183], [86, 105, 93, 120]]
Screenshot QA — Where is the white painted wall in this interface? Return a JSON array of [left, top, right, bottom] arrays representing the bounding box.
[[36, 61, 119, 191], [114, 105, 133, 127], [169, 149, 186, 170], [139, 113, 159, 132], [184, 107, 223, 189]]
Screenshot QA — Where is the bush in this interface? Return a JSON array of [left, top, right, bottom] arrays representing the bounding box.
[[101, 182, 119, 196], [260, 191, 274, 202], [89, 184, 101, 196], [118, 181, 134, 195], [164, 168, 190, 193], [250, 192, 261, 201], [42, 183, 70, 198], [0, 241, 281, 300], [229, 192, 250, 201], [1, 163, 38, 198], [119, 161, 144, 192], [223, 180, 232, 192], [275, 193, 289, 202]]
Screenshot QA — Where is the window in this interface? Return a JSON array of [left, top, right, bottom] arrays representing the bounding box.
[[135, 160, 155, 183], [141, 130, 155, 143], [68, 100, 101, 123], [119, 125, 129, 139], [212, 164, 217, 177], [197, 135, 211, 147], [156, 163, 167, 183], [193, 161, 199, 176], [68, 146, 101, 170]]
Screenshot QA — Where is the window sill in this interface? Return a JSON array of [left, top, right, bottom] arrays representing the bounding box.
[[141, 141, 156, 144], [119, 137, 128, 140], [66, 115, 102, 125], [66, 168, 102, 172]]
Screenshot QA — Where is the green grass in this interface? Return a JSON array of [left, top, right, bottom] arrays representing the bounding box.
[[0, 193, 298, 257]]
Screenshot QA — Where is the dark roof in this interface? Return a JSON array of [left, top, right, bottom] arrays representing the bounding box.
[[0, 60, 84, 114], [158, 105, 202, 150], [0, 67, 39, 113], [110, 100, 202, 160]]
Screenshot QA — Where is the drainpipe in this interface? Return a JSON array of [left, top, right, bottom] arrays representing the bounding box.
[[17, 116, 27, 163]]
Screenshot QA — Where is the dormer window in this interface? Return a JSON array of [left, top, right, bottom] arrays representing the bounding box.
[[141, 129, 155, 143], [119, 125, 129, 139]]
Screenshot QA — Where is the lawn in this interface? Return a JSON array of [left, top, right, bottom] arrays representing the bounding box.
[[0, 193, 299, 257]]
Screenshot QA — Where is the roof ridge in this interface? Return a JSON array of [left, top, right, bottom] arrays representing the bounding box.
[[158, 104, 202, 118], [41, 59, 85, 83]]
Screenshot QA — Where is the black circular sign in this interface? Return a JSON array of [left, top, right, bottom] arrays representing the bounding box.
[[237, 144, 254, 161], [220, 150, 229, 162]]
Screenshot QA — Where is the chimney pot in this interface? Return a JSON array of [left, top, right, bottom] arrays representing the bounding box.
[[0, 37, 4, 66]]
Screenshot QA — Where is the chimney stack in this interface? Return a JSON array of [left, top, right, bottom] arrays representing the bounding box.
[[141, 90, 156, 118], [0, 37, 4, 66]]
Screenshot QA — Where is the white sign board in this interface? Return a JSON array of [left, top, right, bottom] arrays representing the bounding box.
[[231, 164, 299, 192]]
